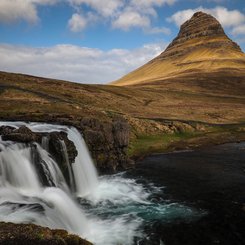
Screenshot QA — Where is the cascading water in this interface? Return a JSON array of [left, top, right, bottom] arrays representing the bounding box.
[[0, 122, 204, 245], [59, 139, 76, 192]]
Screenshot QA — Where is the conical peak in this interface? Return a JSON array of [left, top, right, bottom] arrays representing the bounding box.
[[160, 11, 242, 59], [166, 11, 226, 51], [177, 11, 225, 40]]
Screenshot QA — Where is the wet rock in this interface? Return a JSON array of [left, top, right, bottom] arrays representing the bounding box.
[[0, 126, 15, 136], [49, 131, 78, 168], [80, 117, 132, 173], [30, 143, 56, 187], [2, 126, 41, 143]]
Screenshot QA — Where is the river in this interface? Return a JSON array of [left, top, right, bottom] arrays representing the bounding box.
[[0, 122, 244, 245]]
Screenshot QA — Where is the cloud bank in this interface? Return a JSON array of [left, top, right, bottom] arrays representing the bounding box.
[[0, 0, 57, 24], [0, 42, 166, 84]]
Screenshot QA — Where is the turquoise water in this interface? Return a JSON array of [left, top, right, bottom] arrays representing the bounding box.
[[79, 173, 206, 244]]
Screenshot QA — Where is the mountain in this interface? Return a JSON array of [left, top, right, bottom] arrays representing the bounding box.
[[112, 12, 245, 86]]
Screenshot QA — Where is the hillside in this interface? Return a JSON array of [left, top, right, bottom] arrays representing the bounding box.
[[0, 70, 244, 124], [112, 12, 245, 87]]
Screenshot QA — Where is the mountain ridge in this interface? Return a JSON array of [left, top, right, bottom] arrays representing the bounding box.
[[112, 11, 245, 86]]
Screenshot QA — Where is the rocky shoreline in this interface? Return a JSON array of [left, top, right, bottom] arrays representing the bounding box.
[[0, 222, 92, 245]]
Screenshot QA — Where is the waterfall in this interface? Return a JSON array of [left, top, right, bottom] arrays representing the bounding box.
[[0, 143, 41, 193], [0, 121, 160, 245], [41, 136, 49, 151], [59, 139, 76, 192], [67, 127, 98, 196], [0, 122, 99, 196], [0, 121, 98, 238]]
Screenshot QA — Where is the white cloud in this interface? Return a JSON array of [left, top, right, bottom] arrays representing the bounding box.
[[68, 0, 173, 33], [112, 10, 151, 30], [0, 42, 166, 84], [111, 0, 177, 31], [0, 0, 58, 24], [146, 26, 171, 35], [0, 0, 38, 23], [68, 13, 87, 32], [130, 0, 176, 7], [69, 0, 124, 17], [31, 0, 58, 5], [167, 6, 245, 28], [232, 25, 245, 35]]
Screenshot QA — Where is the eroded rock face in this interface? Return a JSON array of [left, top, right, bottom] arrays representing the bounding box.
[[80, 117, 133, 173], [49, 131, 78, 171]]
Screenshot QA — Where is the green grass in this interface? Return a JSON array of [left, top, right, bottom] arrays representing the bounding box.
[[128, 123, 245, 159], [128, 132, 198, 158]]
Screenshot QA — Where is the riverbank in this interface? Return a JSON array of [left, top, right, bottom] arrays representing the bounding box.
[[128, 123, 245, 160]]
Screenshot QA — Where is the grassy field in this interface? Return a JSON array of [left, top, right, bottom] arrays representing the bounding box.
[[128, 132, 198, 158], [0, 71, 245, 159], [0, 71, 245, 124], [128, 124, 245, 159]]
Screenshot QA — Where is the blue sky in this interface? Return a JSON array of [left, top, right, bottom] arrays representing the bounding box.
[[0, 0, 245, 84]]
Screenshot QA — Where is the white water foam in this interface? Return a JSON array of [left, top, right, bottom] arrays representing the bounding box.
[[0, 122, 145, 244]]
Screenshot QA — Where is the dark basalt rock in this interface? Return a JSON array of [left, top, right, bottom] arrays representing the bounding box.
[[0, 126, 15, 136], [30, 143, 56, 187], [49, 131, 78, 170], [1, 126, 41, 143], [80, 117, 133, 173]]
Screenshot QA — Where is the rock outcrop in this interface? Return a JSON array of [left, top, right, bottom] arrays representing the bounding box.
[[112, 11, 245, 86], [1, 126, 41, 143], [79, 117, 133, 173], [0, 222, 92, 245]]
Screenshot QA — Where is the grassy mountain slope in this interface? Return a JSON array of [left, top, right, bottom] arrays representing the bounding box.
[[0, 71, 244, 124], [112, 12, 245, 86]]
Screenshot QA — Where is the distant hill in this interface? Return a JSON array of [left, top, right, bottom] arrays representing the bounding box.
[[112, 12, 245, 87]]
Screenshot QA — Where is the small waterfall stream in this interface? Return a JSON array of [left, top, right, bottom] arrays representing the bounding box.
[[0, 122, 203, 245]]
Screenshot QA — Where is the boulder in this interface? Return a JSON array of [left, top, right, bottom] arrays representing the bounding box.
[[0, 222, 92, 245], [2, 126, 41, 143]]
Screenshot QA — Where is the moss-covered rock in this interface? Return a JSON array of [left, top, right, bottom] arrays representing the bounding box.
[[0, 222, 92, 245]]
